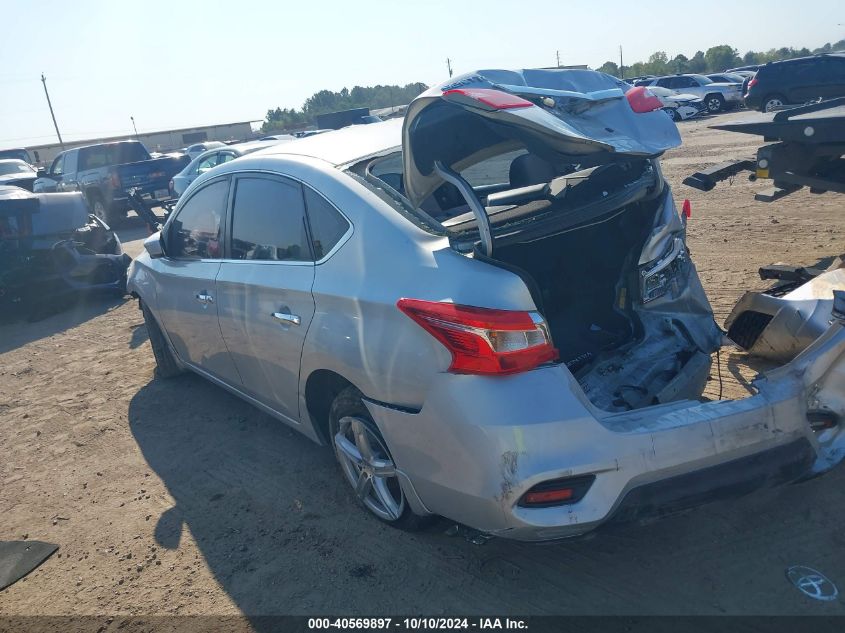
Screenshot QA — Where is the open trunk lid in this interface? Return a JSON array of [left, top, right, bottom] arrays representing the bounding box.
[[401, 68, 681, 209]]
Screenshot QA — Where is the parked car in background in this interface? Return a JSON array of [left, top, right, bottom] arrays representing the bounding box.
[[636, 74, 743, 112], [0, 160, 38, 191], [184, 141, 226, 160], [0, 148, 34, 165], [169, 140, 286, 197], [744, 54, 845, 112], [33, 140, 189, 225], [706, 72, 746, 85], [258, 134, 296, 142], [128, 68, 845, 541], [726, 64, 762, 74], [648, 86, 706, 121]]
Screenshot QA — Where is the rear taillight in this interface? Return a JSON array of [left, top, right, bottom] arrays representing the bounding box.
[[110, 172, 120, 188], [397, 298, 558, 375], [625, 86, 662, 113], [747, 77, 758, 90], [442, 88, 534, 111], [519, 475, 595, 507], [169, 179, 174, 193]]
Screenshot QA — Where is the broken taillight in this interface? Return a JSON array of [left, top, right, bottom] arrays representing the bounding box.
[[397, 298, 558, 375], [625, 86, 662, 113], [442, 88, 534, 111]]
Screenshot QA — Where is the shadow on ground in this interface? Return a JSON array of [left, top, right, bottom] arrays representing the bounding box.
[[128, 372, 845, 619], [0, 294, 128, 354]]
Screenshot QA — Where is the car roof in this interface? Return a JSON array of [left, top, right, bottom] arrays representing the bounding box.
[[251, 118, 403, 167]]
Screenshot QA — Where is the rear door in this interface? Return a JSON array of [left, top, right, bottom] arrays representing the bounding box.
[[215, 173, 317, 422], [154, 176, 241, 384]]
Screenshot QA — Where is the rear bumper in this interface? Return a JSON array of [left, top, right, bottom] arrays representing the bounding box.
[[365, 325, 845, 541], [606, 438, 815, 526]]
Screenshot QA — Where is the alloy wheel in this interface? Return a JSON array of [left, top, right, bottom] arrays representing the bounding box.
[[765, 98, 784, 112], [92, 199, 108, 223], [707, 97, 722, 113], [334, 416, 405, 521]]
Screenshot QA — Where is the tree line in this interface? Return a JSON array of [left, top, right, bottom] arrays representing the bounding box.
[[596, 40, 845, 79], [262, 82, 428, 132], [262, 39, 845, 132]]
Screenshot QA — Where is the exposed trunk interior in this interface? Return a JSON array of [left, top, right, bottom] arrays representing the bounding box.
[[491, 199, 657, 370]]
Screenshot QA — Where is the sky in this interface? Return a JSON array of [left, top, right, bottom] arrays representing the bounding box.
[[1, 0, 843, 148]]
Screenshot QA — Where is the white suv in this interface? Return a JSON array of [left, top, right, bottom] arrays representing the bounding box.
[[636, 74, 743, 112]]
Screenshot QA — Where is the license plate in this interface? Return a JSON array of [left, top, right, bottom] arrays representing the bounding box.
[[154, 188, 169, 199]]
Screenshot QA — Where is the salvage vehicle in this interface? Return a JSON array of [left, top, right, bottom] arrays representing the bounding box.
[[647, 86, 706, 121], [33, 140, 189, 225], [637, 74, 743, 112], [0, 160, 38, 191], [0, 186, 130, 312], [686, 98, 845, 363], [129, 68, 845, 541]]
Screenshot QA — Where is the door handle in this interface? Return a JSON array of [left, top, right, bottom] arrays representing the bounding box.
[[272, 312, 301, 326], [195, 292, 214, 304]]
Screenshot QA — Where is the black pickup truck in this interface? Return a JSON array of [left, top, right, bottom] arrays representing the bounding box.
[[33, 141, 188, 224]]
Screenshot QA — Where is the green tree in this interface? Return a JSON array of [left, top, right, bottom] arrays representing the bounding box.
[[688, 50, 707, 73], [670, 53, 689, 74], [645, 51, 669, 76], [596, 61, 619, 76], [704, 45, 739, 72]]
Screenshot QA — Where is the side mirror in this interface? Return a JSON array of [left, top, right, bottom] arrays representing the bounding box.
[[143, 231, 165, 259]]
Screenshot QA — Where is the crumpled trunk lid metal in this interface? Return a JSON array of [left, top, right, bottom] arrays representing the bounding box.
[[402, 68, 681, 208]]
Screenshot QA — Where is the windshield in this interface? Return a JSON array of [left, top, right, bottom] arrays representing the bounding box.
[[0, 160, 35, 176], [693, 74, 713, 84]]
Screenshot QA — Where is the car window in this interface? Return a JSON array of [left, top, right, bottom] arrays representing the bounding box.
[[304, 186, 350, 259], [168, 179, 228, 259], [63, 150, 78, 174], [656, 78, 672, 88], [218, 152, 237, 164], [78, 147, 109, 170], [229, 176, 312, 262], [49, 154, 64, 176], [461, 149, 528, 187], [196, 154, 219, 174]]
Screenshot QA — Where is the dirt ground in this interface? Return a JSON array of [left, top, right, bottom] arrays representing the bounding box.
[[2, 111, 845, 620]]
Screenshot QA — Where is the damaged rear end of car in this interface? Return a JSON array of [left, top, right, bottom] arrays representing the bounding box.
[[345, 69, 845, 540]]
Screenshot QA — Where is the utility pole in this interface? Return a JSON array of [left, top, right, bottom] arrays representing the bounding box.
[[556, 50, 561, 68], [41, 73, 64, 149], [130, 116, 139, 139], [619, 45, 624, 79], [446, 58, 453, 78]]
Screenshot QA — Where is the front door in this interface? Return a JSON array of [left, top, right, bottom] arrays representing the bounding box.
[[215, 174, 316, 422], [154, 176, 241, 385]]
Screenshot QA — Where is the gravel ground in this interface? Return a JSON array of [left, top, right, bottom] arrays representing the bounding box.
[[2, 111, 845, 620]]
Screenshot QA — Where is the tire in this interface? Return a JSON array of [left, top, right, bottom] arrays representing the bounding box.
[[329, 386, 432, 531], [668, 108, 681, 122], [762, 94, 787, 112], [142, 305, 183, 378], [705, 93, 725, 113], [88, 194, 110, 226]]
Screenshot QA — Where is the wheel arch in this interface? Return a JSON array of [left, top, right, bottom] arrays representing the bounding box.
[[303, 368, 358, 445]]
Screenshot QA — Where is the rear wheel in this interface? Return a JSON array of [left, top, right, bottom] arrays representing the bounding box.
[[329, 387, 432, 531], [142, 305, 183, 378], [763, 94, 787, 112], [705, 93, 725, 113], [89, 194, 109, 224], [669, 108, 682, 122]]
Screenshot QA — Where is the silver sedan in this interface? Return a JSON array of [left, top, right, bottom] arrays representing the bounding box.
[[128, 68, 845, 541]]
